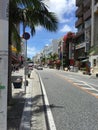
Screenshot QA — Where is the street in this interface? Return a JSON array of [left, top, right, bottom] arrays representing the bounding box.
[[37, 68, 98, 130]]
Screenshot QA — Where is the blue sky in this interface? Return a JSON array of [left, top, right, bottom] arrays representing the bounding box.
[[20, 0, 77, 58]]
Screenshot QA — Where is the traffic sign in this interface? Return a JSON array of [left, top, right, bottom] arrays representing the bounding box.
[[23, 32, 30, 40]]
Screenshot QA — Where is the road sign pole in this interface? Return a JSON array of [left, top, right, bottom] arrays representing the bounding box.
[[22, 32, 30, 93], [24, 40, 27, 93]]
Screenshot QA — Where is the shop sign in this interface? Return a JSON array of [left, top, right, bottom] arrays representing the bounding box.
[[75, 42, 86, 49]]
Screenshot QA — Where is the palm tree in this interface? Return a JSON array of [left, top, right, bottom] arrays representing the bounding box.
[[8, 0, 58, 103]]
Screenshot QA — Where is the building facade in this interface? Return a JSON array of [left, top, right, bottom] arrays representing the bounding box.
[[75, 0, 98, 74], [75, 0, 91, 62]]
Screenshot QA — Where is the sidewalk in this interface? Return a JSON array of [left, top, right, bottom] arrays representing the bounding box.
[[19, 69, 47, 130], [7, 69, 47, 130], [7, 69, 25, 130]]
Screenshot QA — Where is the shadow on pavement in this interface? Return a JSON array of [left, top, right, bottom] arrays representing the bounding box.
[[7, 98, 25, 130]]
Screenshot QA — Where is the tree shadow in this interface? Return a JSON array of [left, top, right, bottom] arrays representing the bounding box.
[[7, 93, 64, 130]]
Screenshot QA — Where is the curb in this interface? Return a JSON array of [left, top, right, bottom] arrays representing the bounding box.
[[19, 77, 32, 130]]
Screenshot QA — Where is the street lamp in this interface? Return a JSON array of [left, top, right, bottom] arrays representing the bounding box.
[[22, 32, 30, 93]]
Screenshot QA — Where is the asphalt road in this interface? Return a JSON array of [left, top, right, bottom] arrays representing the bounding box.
[[38, 68, 98, 130]]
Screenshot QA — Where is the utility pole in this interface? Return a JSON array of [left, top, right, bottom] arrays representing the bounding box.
[[0, 0, 9, 129]]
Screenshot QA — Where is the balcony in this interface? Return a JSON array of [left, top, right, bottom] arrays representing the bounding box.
[[76, 29, 84, 38], [75, 17, 83, 27], [83, 0, 91, 9], [76, 0, 82, 6], [83, 9, 91, 20], [76, 5, 83, 17]]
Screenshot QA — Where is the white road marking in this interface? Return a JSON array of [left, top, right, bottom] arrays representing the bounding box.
[[62, 74, 98, 94], [92, 93, 98, 96], [73, 83, 86, 86], [81, 87, 95, 90], [39, 74, 57, 130]]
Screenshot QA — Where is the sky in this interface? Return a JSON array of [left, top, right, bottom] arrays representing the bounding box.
[[20, 0, 77, 58]]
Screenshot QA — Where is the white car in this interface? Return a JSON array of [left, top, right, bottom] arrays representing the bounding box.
[[37, 66, 43, 70]]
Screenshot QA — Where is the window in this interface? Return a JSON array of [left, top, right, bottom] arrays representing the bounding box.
[[85, 18, 91, 28]]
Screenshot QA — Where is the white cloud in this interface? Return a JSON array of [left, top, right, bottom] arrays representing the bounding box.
[[35, 26, 43, 31], [60, 24, 77, 33], [60, 25, 72, 32], [44, 0, 76, 23], [27, 46, 39, 58]]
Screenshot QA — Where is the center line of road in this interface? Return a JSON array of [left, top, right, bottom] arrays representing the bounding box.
[[38, 73, 57, 130]]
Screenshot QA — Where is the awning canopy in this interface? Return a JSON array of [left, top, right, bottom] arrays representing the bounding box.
[[11, 55, 19, 63], [81, 59, 88, 62]]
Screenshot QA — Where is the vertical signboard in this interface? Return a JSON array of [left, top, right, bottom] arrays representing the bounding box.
[[0, 0, 9, 129], [69, 42, 75, 59]]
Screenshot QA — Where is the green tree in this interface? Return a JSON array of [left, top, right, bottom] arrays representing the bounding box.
[[52, 53, 58, 61], [8, 0, 58, 103]]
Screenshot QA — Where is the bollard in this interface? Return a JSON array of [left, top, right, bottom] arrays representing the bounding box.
[[96, 73, 98, 77]]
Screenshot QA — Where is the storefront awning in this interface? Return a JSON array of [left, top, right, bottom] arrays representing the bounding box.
[[11, 55, 19, 63], [81, 59, 88, 62]]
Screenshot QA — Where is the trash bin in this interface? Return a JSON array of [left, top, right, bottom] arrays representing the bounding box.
[[70, 66, 74, 72], [74, 67, 78, 72], [13, 78, 22, 88]]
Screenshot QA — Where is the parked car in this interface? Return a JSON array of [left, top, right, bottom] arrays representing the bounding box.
[[37, 66, 43, 70]]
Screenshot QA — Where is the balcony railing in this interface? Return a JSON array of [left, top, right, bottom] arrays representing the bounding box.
[[76, 5, 83, 17], [75, 17, 83, 27], [76, 29, 84, 37], [83, 0, 91, 9], [83, 9, 91, 20], [76, 0, 82, 6]]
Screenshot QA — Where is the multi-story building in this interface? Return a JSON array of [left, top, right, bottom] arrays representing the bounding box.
[[89, 0, 98, 74], [75, 0, 98, 74], [75, 0, 91, 62]]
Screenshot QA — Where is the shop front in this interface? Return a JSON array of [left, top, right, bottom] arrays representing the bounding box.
[[89, 55, 98, 74]]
